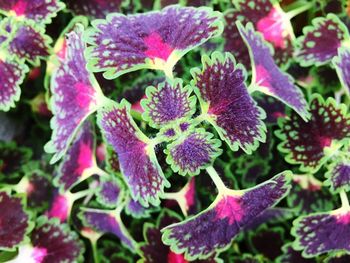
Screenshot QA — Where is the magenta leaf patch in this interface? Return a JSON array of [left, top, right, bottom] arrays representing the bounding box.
[[65, 0, 123, 19], [84, 5, 223, 79], [224, 0, 294, 67], [79, 208, 137, 251], [96, 175, 124, 208], [141, 78, 196, 128], [325, 157, 350, 194], [4, 19, 52, 65], [276, 95, 350, 172], [0, 56, 28, 111], [0, 191, 33, 251], [333, 47, 350, 96], [54, 121, 96, 191], [165, 129, 222, 176], [292, 209, 350, 257], [46, 191, 72, 223], [0, 0, 64, 24], [295, 14, 349, 67], [97, 99, 169, 207], [45, 24, 104, 164], [237, 22, 309, 121], [21, 216, 84, 263], [190, 51, 266, 154], [162, 171, 292, 260]]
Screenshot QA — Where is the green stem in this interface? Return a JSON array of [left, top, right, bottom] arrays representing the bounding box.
[[91, 240, 100, 263], [286, 1, 314, 20], [206, 166, 227, 194], [340, 190, 350, 209]]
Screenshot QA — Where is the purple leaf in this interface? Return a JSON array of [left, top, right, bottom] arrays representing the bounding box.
[[84, 5, 223, 79], [4, 19, 52, 65], [292, 209, 350, 257], [15, 216, 84, 263], [17, 170, 53, 211], [140, 209, 182, 263], [190, 51, 266, 154], [125, 196, 158, 218], [96, 176, 124, 208], [141, 78, 196, 128], [45, 24, 104, 164], [0, 56, 28, 111], [79, 208, 137, 251], [325, 158, 350, 194], [224, 0, 294, 68], [333, 47, 350, 96], [162, 171, 292, 260], [276, 95, 350, 172], [97, 99, 169, 207], [288, 174, 334, 213], [0, 142, 32, 179], [165, 129, 222, 176], [237, 22, 309, 121], [0, 191, 33, 251], [65, 0, 123, 19], [277, 243, 316, 263], [54, 121, 96, 191], [295, 14, 349, 67], [0, 0, 64, 23], [255, 95, 286, 124]]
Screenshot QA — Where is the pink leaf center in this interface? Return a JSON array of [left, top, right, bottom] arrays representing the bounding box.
[[144, 32, 173, 61], [46, 194, 69, 222], [167, 251, 188, 263], [32, 247, 48, 263], [12, 0, 27, 16], [75, 142, 94, 175], [337, 212, 350, 224], [256, 8, 288, 49], [74, 82, 96, 109], [256, 64, 272, 89], [215, 196, 244, 224]]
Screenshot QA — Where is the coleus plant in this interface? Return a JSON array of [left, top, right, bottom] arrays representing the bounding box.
[[1, 1, 350, 262]]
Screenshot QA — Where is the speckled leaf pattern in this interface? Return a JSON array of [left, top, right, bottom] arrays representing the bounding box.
[[224, 0, 293, 68], [295, 14, 349, 67], [84, 5, 223, 79], [276, 95, 350, 172], [162, 172, 292, 260], [237, 22, 309, 121], [165, 129, 222, 176], [97, 99, 169, 207], [333, 47, 350, 96], [191, 51, 266, 154], [54, 121, 95, 191], [0, 0, 64, 23], [0, 57, 28, 111], [79, 208, 137, 251], [141, 79, 196, 128], [325, 157, 350, 194], [65, 0, 123, 19], [5, 20, 52, 65], [27, 216, 84, 263], [45, 24, 102, 164], [96, 176, 123, 208], [292, 209, 350, 257], [0, 192, 33, 251]]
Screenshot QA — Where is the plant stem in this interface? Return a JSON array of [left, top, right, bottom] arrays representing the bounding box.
[[206, 166, 227, 194], [91, 240, 100, 263], [340, 190, 350, 209], [286, 1, 314, 20]]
